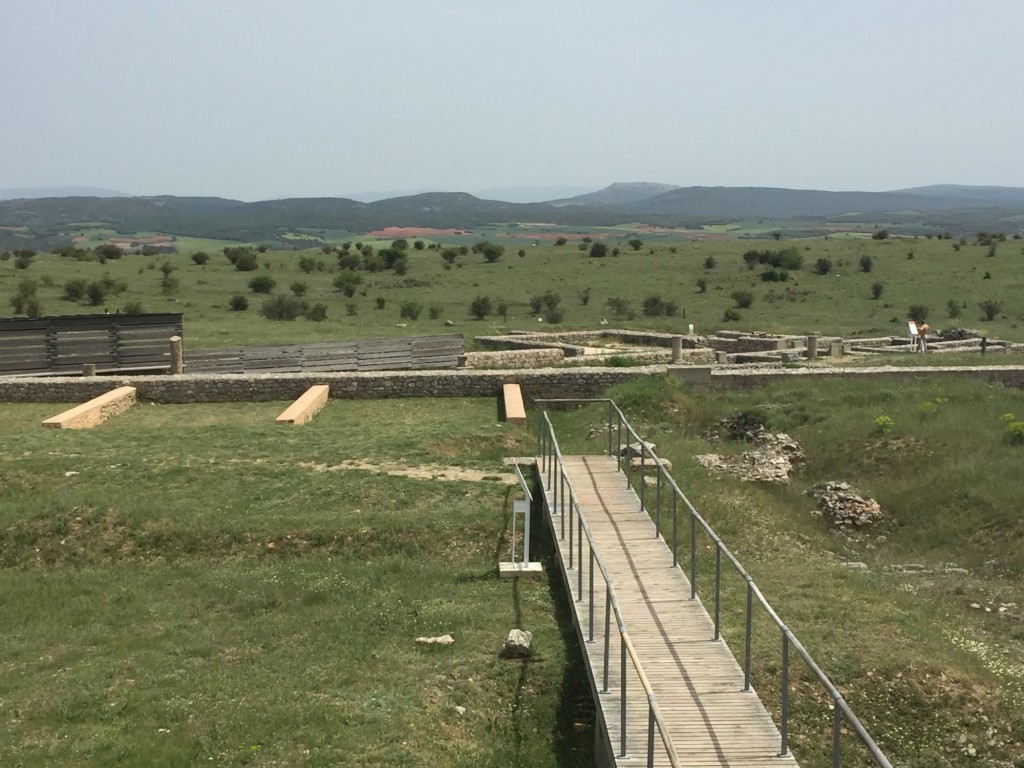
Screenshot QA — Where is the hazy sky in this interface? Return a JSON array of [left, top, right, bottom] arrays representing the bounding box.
[[4, 0, 1022, 201]]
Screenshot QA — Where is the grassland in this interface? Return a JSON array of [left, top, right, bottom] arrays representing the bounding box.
[[0, 400, 594, 767], [2, 232, 1022, 348]]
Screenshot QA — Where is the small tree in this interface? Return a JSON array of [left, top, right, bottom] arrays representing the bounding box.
[[191, 251, 210, 266], [249, 275, 277, 294], [946, 298, 962, 319], [554, 236, 568, 246], [469, 295, 492, 320], [229, 294, 249, 311], [859, 255, 873, 273], [304, 303, 327, 322], [871, 282, 884, 300], [696, 278, 708, 293], [496, 300, 509, 321], [814, 258, 833, 275], [298, 256, 317, 273], [578, 287, 591, 306], [978, 299, 1003, 321], [628, 238, 643, 251], [482, 243, 504, 263], [589, 242, 609, 258], [731, 290, 754, 309], [333, 272, 362, 297], [260, 294, 305, 321], [872, 229, 889, 240], [290, 282, 307, 297], [907, 304, 929, 324], [703, 255, 717, 270], [400, 301, 423, 320]]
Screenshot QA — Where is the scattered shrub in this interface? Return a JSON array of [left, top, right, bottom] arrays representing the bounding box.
[[722, 308, 741, 322], [871, 282, 885, 300], [696, 278, 708, 293], [229, 294, 249, 311], [191, 251, 210, 266], [760, 268, 789, 282], [875, 415, 894, 435], [731, 290, 754, 309], [249, 275, 277, 294], [259, 294, 305, 321], [303, 303, 327, 322], [978, 299, 1003, 321], [907, 304, 929, 324], [606, 297, 634, 320], [859, 255, 873, 273], [122, 301, 144, 315], [400, 301, 422, 320], [814, 258, 833, 275], [703, 256, 717, 269], [333, 272, 362, 297], [469, 295, 492, 320], [1006, 421, 1024, 445], [428, 304, 443, 320], [375, 297, 386, 310], [233, 251, 259, 271]]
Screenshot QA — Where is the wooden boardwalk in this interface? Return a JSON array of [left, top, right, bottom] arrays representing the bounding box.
[[541, 454, 800, 767]]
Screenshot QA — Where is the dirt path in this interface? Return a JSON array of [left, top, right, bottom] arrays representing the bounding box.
[[299, 459, 517, 484]]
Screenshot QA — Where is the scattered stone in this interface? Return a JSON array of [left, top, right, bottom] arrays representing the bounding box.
[[444, 320, 455, 326], [454, 705, 466, 717], [500, 628, 533, 659], [619, 441, 655, 459], [630, 456, 672, 474], [415, 634, 454, 646], [806, 481, 882, 528], [842, 562, 869, 570]]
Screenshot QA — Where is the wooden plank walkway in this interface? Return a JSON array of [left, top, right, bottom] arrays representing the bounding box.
[[541, 454, 799, 767]]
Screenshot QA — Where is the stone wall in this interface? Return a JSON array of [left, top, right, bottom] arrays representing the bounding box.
[[4, 363, 1024, 406], [0, 366, 663, 405], [462, 349, 565, 369]]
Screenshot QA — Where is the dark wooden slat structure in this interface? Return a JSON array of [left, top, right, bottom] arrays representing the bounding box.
[[184, 334, 463, 374], [0, 314, 182, 376]]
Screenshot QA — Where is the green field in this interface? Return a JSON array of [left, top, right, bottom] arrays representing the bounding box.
[[1, 378, 1023, 765], [2, 233, 1022, 348], [0, 400, 593, 767]]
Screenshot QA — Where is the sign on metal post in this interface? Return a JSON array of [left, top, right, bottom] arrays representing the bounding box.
[[499, 463, 543, 578]]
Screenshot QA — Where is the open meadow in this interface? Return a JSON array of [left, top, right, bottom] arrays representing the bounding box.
[[2, 230, 1022, 348], [1, 376, 1023, 765], [0, 399, 594, 767]]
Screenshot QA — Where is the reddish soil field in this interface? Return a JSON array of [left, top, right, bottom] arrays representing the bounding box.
[[365, 226, 466, 237]]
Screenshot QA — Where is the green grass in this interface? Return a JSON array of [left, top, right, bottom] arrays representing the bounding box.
[[0, 400, 592, 767], [545, 376, 1024, 767], [4, 234, 1021, 347]]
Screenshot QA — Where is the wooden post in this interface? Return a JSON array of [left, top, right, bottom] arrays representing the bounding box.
[[169, 335, 184, 374], [82, 363, 96, 377], [671, 335, 682, 363]]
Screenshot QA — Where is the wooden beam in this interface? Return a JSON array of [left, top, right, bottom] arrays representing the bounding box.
[[41, 386, 137, 429], [502, 383, 527, 424], [275, 384, 330, 425]]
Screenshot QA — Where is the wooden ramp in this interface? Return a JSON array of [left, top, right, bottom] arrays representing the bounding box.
[[541, 454, 799, 768]]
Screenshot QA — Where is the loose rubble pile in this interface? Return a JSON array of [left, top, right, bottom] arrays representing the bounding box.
[[695, 414, 805, 483], [806, 481, 882, 529]]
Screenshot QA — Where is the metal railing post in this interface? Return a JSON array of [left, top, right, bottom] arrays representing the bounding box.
[[616, 412, 622, 470], [620, 638, 628, 758], [654, 468, 661, 536], [588, 549, 595, 642], [781, 632, 790, 756], [744, 581, 753, 692], [689, 512, 697, 600], [568, 497, 574, 570], [639, 446, 646, 513], [648, 704, 656, 767], [603, 587, 611, 692], [714, 541, 721, 640], [607, 400, 613, 457], [559, 472, 565, 540], [832, 700, 842, 768], [671, 493, 678, 568], [577, 516, 583, 600]]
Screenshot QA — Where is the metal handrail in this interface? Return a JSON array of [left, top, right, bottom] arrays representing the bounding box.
[[535, 398, 893, 768], [539, 412, 680, 767]]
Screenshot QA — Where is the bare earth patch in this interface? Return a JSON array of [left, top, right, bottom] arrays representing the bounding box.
[[299, 459, 516, 484], [364, 226, 464, 238]]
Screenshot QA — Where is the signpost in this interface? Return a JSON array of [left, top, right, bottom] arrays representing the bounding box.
[[499, 463, 543, 577]]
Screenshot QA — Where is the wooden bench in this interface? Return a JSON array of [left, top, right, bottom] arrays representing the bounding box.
[[275, 385, 330, 425], [41, 386, 137, 429], [502, 383, 526, 424]]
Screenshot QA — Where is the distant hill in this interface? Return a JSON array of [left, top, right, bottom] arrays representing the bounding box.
[[0, 186, 128, 201], [2, 184, 1022, 246], [547, 182, 681, 207], [473, 184, 601, 203], [891, 184, 1024, 205]]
